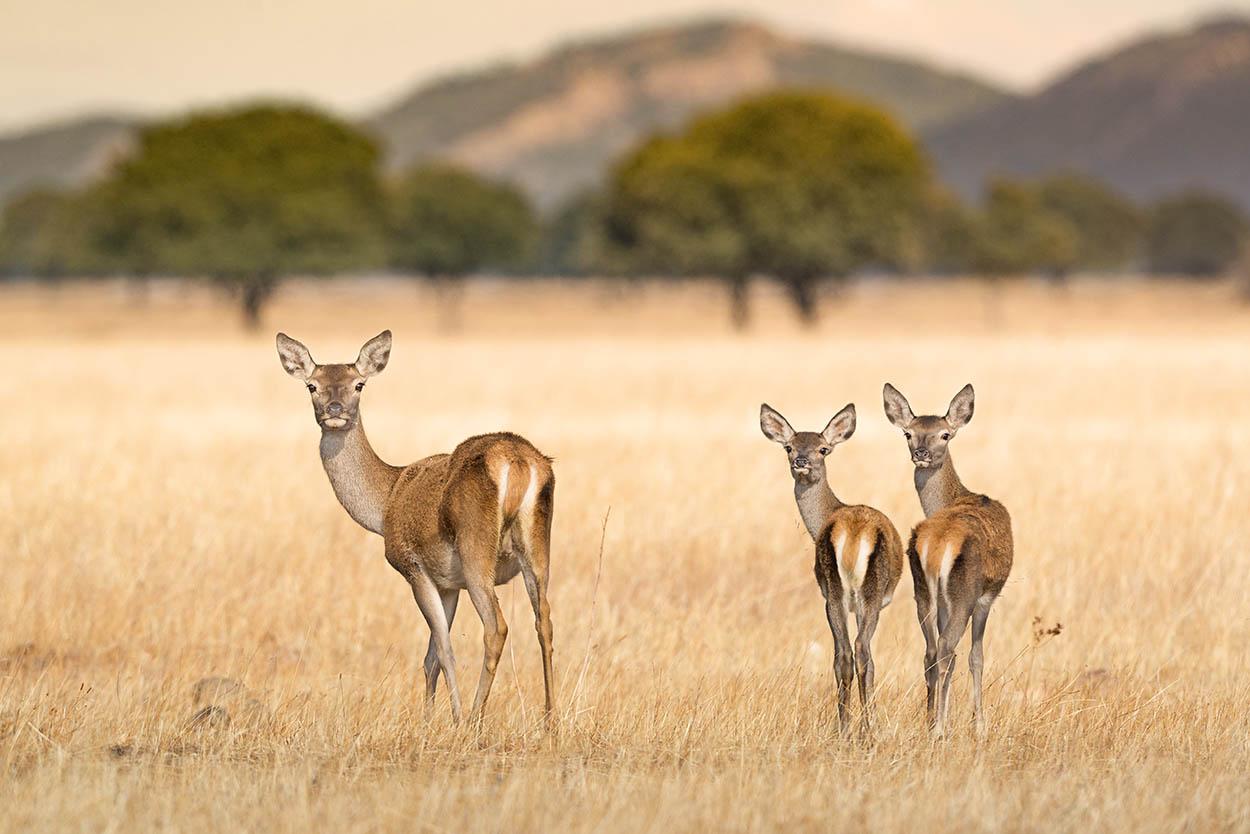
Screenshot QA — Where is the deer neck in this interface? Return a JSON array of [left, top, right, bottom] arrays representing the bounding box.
[[318, 417, 401, 535], [914, 454, 972, 517], [794, 476, 842, 541]]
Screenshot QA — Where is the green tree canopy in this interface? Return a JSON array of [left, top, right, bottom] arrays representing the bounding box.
[[918, 188, 979, 276], [598, 90, 932, 326], [1036, 174, 1142, 271], [535, 191, 605, 277], [1145, 191, 1247, 276], [388, 163, 536, 277], [0, 187, 104, 277], [972, 180, 1078, 277], [387, 163, 536, 330], [90, 104, 385, 325]]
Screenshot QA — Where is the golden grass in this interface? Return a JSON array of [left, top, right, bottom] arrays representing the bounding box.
[[2, 277, 1249, 832]]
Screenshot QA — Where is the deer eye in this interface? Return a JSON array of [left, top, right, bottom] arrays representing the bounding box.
[[306, 384, 316, 394], [819, 447, 830, 456], [355, 382, 365, 392], [903, 432, 912, 440], [783, 445, 793, 453], [941, 432, 951, 441]]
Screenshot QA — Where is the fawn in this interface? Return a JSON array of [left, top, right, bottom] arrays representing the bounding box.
[[760, 403, 903, 733], [883, 383, 1013, 738]]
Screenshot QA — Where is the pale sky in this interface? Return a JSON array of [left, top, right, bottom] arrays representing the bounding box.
[[2, 0, 1247, 133]]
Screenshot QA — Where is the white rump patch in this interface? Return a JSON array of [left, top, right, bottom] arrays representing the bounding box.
[[920, 540, 939, 620], [838, 534, 873, 619], [517, 464, 539, 544], [937, 542, 958, 608], [837, 534, 871, 592], [497, 462, 510, 518]]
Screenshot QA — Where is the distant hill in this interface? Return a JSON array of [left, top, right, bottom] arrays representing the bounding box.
[[367, 19, 1008, 208], [925, 15, 1250, 209], [9, 16, 1250, 215], [0, 116, 135, 204]]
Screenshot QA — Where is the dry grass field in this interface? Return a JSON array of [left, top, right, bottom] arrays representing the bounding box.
[[2, 277, 1249, 832]]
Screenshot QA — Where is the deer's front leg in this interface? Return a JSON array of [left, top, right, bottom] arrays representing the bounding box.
[[408, 570, 463, 722], [423, 589, 460, 705]]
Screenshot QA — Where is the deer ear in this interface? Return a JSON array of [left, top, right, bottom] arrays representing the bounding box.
[[355, 330, 392, 377], [946, 384, 975, 429], [276, 333, 315, 380], [821, 403, 856, 446], [883, 383, 915, 428], [759, 404, 796, 444]]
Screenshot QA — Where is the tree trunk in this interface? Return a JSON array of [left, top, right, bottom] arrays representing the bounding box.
[[126, 275, 152, 307], [727, 274, 750, 330], [240, 279, 274, 330], [784, 274, 819, 327], [432, 275, 465, 334]]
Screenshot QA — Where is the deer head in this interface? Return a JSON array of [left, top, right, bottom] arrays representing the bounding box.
[[882, 383, 974, 469], [759, 403, 856, 485], [276, 331, 392, 431]]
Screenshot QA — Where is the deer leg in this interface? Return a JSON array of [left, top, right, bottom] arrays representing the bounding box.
[[969, 595, 994, 739], [518, 562, 555, 720], [409, 572, 462, 722], [915, 588, 939, 729], [854, 603, 881, 738], [423, 590, 460, 706], [517, 486, 556, 721], [466, 582, 508, 722], [825, 596, 855, 734], [934, 597, 974, 740]]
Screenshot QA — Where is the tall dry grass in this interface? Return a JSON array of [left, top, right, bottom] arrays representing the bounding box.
[[2, 277, 1249, 832]]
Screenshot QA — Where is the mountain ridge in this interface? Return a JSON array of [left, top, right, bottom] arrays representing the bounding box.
[[367, 18, 1009, 207], [924, 14, 1250, 208]]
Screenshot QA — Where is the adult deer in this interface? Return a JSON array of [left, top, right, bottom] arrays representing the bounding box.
[[882, 383, 1012, 739], [276, 331, 556, 724], [760, 403, 903, 734]]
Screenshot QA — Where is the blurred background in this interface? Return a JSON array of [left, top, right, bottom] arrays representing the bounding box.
[[2, 0, 1250, 326]]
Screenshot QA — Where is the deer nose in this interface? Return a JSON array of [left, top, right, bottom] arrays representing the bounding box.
[[793, 456, 810, 468], [912, 448, 929, 460], [326, 402, 344, 416]]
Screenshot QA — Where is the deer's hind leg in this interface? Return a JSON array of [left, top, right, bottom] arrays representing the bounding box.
[[909, 538, 939, 728], [969, 592, 995, 739], [854, 602, 881, 737], [825, 593, 856, 734], [516, 477, 556, 719], [934, 584, 975, 740]]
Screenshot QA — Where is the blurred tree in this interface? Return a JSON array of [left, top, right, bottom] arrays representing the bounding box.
[[918, 188, 979, 275], [1036, 174, 1142, 272], [90, 105, 385, 327], [1145, 192, 1247, 276], [973, 180, 1078, 278], [598, 91, 931, 327], [534, 190, 602, 277], [0, 188, 103, 277], [388, 163, 536, 330]]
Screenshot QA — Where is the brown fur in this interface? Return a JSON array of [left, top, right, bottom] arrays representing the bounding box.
[[815, 506, 905, 616], [278, 331, 557, 724], [760, 403, 904, 734], [884, 383, 1013, 738]]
